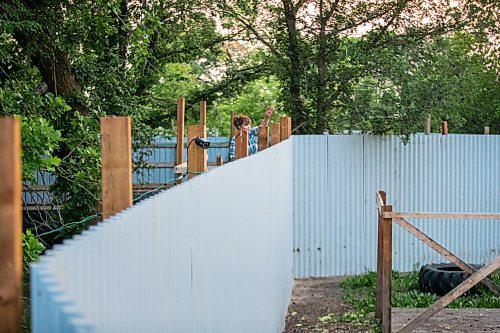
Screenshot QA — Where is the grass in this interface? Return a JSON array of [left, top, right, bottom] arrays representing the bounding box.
[[330, 268, 500, 332], [341, 268, 500, 311]]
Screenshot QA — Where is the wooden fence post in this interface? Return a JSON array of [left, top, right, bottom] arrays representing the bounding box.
[[484, 127, 490, 135], [258, 125, 269, 152], [381, 203, 393, 333], [230, 112, 236, 141], [270, 123, 281, 146], [0, 118, 22, 333], [216, 155, 223, 166], [424, 114, 431, 135], [235, 130, 248, 160], [375, 191, 386, 320], [176, 97, 185, 183], [187, 125, 207, 179], [441, 121, 448, 135], [200, 100, 206, 126], [280, 116, 292, 141], [100, 117, 133, 219]]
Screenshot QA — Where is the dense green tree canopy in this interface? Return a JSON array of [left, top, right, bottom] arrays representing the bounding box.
[[0, 0, 498, 239]]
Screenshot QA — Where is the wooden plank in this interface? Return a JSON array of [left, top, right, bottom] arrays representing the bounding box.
[[375, 191, 387, 319], [0, 117, 22, 333], [424, 114, 431, 135], [176, 97, 185, 184], [216, 155, 223, 166], [100, 117, 133, 219], [174, 162, 187, 174], [270, 123, 281, 146], [187, 125, 207, 179], [393, 308, 500, 332], [280, 116, 291, 141], [143, 142, 230, 149], [398, 256, 500, 333], [200, 100, 206, 126], [235, 130, 248, 160], [381, 204, 393, 333], [230, 112, 236, 141], [394, 217, 500, 296], [258, 125, 269, 152], [441, 121, 448, 135], [383, 212, 500, 219]]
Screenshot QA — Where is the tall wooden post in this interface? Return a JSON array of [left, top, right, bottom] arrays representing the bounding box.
[[187, 125, 207, 179], [379, 202, 393, 333], [258, 125, 269, 152], [270, 123, 281, 146], [176, 97, 185, 183], [235, 130, 248, 160], [230, 112, 236, 141], [0, 118, 22, 333], [100, 117, 133, 219], [441, 121, 448, 135], [375, 191, 386, 320], [424, 114, 431, 135], [280, 116, 292, 141], [200, 101, 207, 126]]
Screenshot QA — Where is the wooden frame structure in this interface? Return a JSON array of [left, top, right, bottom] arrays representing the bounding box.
[[376, 191, 500, 333]]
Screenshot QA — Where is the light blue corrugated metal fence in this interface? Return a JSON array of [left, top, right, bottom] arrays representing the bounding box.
[[293, 134, 500, 277], [31, 140, 293, 333]]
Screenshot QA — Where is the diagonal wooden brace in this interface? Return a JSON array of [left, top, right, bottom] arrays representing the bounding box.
[[393, 217, 500, 296]]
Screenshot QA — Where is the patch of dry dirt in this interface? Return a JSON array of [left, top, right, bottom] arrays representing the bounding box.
[[284, 277, 376, 333]]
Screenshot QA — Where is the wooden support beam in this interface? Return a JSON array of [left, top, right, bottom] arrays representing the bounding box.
[[216, 155, 223, 166], [484, 127, 490, 135], [424, 114, 431, 135], [230, 112, 236, 141], [187, 125, 207, 179], [383, 212, 500, 220], [258, 125, 269, 152], [375, 191, 386, 319], [176, 97, 185, 184], [441, 121, 448, 135], [100, 117, 133, 219], [0, 117, 22, 333], [270, 123, 281, 146], [235, 130, 248, 160], [393, 217, 500, 296], [200, 100, 206, 126], [398, 256, 500, 333], [280, 116, 292, 141], [381, 204, 393, 333]]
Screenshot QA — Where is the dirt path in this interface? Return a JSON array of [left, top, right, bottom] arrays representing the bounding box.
[[284, 277, 377, 333], [284, 278, 500, 333]]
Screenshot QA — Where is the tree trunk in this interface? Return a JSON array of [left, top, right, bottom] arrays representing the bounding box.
[[282, 0, 308, 133], [315, 0, 328, 134]]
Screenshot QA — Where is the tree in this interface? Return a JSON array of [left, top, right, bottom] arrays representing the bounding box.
[[215, 0, 498, 133]]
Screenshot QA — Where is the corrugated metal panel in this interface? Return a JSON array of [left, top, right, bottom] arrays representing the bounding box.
[[31, 139, 293, 333], [294, 134, 500, 277]]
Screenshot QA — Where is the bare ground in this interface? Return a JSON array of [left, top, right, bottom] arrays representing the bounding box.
[[284, 278, 500, 333], [284, 277, 377, 333]]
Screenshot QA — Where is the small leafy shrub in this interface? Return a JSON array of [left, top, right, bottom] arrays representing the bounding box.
[[22, 230, 45, 332]]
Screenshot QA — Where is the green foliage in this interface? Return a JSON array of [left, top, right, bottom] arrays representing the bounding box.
[[211, 77, 282, 136], [341, 269, 500, 312], [20, 117, 61, 182], [22, 229, 45, 268]]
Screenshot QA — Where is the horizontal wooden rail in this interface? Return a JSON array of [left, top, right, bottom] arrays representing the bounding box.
[[383, 212, 500, 220]]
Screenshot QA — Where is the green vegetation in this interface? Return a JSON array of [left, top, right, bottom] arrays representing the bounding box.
[[340, 269, 500, 319]]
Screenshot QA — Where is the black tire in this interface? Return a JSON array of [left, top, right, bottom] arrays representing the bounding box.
[[418, 263, 483, 296]]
